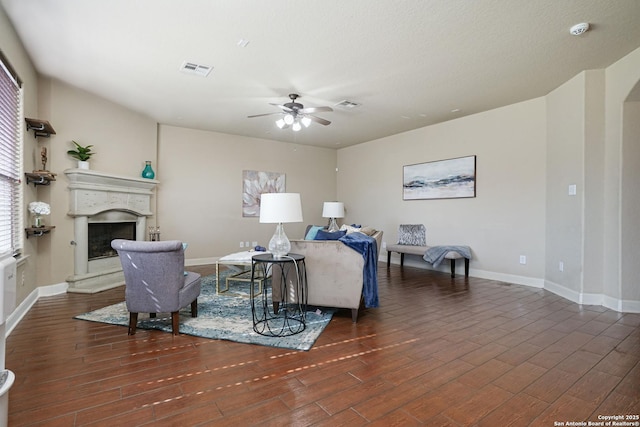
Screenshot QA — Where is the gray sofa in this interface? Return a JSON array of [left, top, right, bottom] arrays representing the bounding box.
[[272, 227, 383, 322]]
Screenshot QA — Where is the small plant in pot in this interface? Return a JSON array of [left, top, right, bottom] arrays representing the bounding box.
[[67, 140, 94, 169]]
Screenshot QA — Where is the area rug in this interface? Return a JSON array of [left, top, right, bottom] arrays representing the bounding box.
[[74, 273, 335, 351]]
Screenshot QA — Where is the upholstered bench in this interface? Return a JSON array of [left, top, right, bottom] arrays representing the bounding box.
[[386, 224, 470, 278]]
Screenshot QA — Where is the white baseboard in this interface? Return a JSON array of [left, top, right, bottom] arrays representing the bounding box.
[[5, 282, 68, 337], [543, 280, 640, 313], [471, 269, 545, 288], [386, 254, 639, 313], [385, 256, 544, 288], [602, 294, 640, 313], [544, 280, 585, 304]]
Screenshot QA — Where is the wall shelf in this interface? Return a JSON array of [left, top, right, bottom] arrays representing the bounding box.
[[25, 226, 55, 238], [25, 118, 56, 139], [25, 171, 57, 186]]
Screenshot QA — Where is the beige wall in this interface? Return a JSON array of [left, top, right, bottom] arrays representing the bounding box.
[[35, 78, 158, 286], [621, 100, 640, 302], [156, 125, 337, 260], [544, 70, 607, 303], [582, 70, 606, 297], [337, 98, 547, 285], [544, 73, 588, 295]]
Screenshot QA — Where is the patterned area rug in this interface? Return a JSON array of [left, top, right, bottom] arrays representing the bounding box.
[[74, 272, 335, 351]]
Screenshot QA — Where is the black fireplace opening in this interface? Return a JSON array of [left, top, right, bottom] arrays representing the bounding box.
[[88, 222, 136, 260]]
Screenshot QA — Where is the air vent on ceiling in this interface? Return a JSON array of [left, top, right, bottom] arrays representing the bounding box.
[[180, 61, 213, 77], [335, 100, 361, 109]]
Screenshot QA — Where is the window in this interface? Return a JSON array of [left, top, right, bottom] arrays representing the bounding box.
[[0, 52, 23, 257]]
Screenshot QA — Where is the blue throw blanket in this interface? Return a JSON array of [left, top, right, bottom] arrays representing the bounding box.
[[339, 232, 379, 308], [423, 245, 472, 268]]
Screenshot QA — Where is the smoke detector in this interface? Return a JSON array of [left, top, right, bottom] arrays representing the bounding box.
[[570, 23, 590, 36]]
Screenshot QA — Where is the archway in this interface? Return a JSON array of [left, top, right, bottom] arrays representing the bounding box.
[[620, 80, 640, 305]]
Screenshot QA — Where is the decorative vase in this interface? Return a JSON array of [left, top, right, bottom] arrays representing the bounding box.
[[33, 215, 43, 228], [78, 160, 90, 170], [141, 161, 155, 179]]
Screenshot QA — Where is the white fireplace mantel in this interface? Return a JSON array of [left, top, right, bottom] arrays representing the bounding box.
[[65, 168, 159, 293], [66, 168, 158, 217]]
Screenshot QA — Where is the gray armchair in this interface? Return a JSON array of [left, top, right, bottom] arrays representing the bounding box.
[[111, 239, 202, 335]]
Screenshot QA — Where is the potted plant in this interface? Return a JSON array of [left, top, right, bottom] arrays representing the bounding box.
[[67, 140, 94, 169]]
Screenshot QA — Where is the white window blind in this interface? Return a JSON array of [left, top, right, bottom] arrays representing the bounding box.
[[0, 52, 23, 257]]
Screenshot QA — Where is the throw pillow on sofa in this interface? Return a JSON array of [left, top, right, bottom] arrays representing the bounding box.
[[340, 224, 361, 234], [359, 226, 378, 236], [305, 225, 325, 240], [314, 229, 346, 240]]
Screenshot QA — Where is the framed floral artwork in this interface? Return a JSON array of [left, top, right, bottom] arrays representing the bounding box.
[[242, 170, 286, 217]]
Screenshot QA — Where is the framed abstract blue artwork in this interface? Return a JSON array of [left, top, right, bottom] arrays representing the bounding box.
[[403, 155, 476, 200]]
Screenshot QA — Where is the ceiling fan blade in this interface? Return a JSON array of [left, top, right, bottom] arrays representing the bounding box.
[[269, 103, 293, 112], [247, 112, 282, 118], [308, 115, 331, 126], [299, 106, 333, 114]]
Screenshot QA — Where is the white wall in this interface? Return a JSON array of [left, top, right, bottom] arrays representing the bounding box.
[[337, 98, 547, 285]]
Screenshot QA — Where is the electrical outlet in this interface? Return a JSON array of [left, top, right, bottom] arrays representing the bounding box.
[[382, 241, 387, 250], [251, 241, 258, 247], [239, 241, 244, 248], [245, 241, 250, 248], [559, 261, 564, 272], [519, 255, 527, 265]]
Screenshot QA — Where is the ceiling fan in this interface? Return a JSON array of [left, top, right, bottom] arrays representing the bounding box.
[[248, 93, 333, 131]]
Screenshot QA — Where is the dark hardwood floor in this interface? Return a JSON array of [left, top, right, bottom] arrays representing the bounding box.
[[6, 263, 640, 426]]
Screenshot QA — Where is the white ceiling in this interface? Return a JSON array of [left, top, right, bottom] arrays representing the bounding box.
[[3, 0, 640, 148]]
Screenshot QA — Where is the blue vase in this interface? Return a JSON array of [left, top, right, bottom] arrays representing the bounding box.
[[141, 161, 155, 179]]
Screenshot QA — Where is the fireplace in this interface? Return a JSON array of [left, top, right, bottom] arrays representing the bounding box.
[[88, 222, 136, 260], [65, 169, 158, 293]]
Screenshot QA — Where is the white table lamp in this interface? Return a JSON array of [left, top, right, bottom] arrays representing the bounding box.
[[322, 202, 344, 232], [260, 193, 303, 258]]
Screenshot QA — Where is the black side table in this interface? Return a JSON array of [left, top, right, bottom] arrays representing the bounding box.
[[250, 253, 307, 337]]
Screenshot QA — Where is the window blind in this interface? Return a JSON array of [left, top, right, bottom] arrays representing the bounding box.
[[0, 53, 23, 257]]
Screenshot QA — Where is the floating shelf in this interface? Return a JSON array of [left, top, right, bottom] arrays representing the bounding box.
[[25, 118, 56, 139], [25, 171, 57, 186], [25, 226, 55, 238]]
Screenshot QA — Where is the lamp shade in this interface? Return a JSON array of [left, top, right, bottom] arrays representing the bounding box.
[[259, 193, 303, 224], [322, 202, 344, 218]]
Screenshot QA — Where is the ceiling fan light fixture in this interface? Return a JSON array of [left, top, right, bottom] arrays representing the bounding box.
[[252, 94, 332, 132], [284, 114, 295, 125]]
